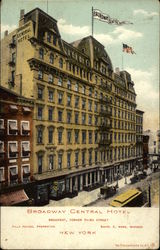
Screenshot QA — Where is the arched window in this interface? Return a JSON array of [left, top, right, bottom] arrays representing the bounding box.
[[49, 53, 54, 64], [75, 83, 79, 92], [59, 58, 63, 68], [39, 48, 44, 59]]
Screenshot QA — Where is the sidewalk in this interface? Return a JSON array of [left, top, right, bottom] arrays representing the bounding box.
[[47, 174, 133, 207]]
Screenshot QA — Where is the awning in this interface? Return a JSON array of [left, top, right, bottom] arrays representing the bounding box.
[[9, 122, 18, 131], [22, 123, 30, 131], [9, 144, 18, 153], [0, 189, 29, 206], [10, 105, 18, 111], [23, 107, 31, 113], [22, 143, 30, 152]]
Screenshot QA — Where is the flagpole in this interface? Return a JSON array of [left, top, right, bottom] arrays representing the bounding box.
[[92, 6, 94, 37], [122, 43, 124, 70]]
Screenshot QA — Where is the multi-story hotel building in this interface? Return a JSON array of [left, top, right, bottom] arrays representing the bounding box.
[[0, 8, 144, 200]]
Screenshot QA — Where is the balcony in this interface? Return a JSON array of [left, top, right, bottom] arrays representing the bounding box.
[[9, 41, 16, 48], [8, 60, 15, 67], [100, 83, 112, 92], [99, 123, 111, 130], [98, 139, 111, 146], [100, 109, 112, 117]]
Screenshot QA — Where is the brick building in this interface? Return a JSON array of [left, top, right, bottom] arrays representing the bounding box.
[[0, 86, 34, 205]]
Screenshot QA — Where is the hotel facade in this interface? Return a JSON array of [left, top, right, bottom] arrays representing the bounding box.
[[0, 8, 144, 201]]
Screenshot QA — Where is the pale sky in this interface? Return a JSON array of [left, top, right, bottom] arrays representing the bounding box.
[[1, 0, 159, 132]]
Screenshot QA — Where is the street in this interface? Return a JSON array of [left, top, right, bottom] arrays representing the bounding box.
[[46, 171, 160, 207]]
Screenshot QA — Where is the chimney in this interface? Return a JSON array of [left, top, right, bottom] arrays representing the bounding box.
[[4, 30, 8, 37], [20, 9, 25, 19], [115, 67, 120, 75], [19, 9, 25, 27]]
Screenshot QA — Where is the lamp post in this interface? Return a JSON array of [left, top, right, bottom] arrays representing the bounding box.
[[147, 176, 152, 207]]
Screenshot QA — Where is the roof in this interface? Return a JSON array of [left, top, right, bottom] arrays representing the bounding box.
[[110, 189, 142, 207]]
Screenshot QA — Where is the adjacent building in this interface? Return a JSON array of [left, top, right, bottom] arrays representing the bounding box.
[[0, 86, 34, 205], [0, 8, 144, 201]]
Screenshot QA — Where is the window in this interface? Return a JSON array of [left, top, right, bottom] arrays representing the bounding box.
[[47, 32, 51, 42], [94, 103, 98, 112], [12, 52, 16, 63], [53, 35, 57, 46], [75, 152, 79, 167], [8, 141, 18, 158], [0, 119, 4, 130], [38, 87, 43, 99], [48, 155, 54, 170], [58, 131, 62, 144], [11, 71, 15, 83], [89, 150, 92, 165], [67, 131, 72, 144], [37, 126, 43, 144], [67, 80, 71, 89], [82, 85, 86, 94], [38, 155, 43, 174], [48, 74, 53, 83], [58, 77, 63, 86], [21, 141, 30, 157], [82, 131, 86, 143], [82, 151, 86, 165], [82, 113, 86, 125], [48, 128, 53, 143], [49, 53, 54, 64], [95, 90, 98, 98], [48, 107, 53, 121], [39, 48, 44, 59], [89, 131, 92, 144], [75, 83, 79, 92], [67, 112, 72, 123], [58, 110, 63, 122], [58, 153, 63, 169], [67, 152, 71, 168], [82, 98, 86, 109], [59, 58, 63, 68], [37, 106, 43, 120], [58, 92, 63, 104], [22, 164, 30, 183], [38, 70, 43, 80], [48, 90, 54, 102], [9, 166, 18, 185], [75, 113, 79, 124], [75, 96, 79, 108], [0, 168, 5, 182], [95, 132, 98, 143], [67, 95, 71, 106], [95, 116, 98, 126], [95, 151, 98, 164], [8, 120, 18, 135], [0, 142, 4, 158], [89, 87, 92, 97], [75, 130, 79, 143], [88, 115, 92, 125], [88, 100, 92, 111]]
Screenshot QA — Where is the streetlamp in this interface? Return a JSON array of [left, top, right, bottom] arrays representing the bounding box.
[[147, 176, 152, 207]]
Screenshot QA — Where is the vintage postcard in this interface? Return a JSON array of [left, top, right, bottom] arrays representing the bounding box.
[[0, 0, 159, 249]]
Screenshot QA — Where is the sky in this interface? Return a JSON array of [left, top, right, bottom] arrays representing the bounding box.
[[1, 0, 159, 133]]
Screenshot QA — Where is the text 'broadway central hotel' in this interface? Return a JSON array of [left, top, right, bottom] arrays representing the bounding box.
[[0, 8, 144, 203]]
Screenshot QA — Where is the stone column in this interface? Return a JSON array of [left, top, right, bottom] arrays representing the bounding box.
[[69, 177, 72, 193], [97, 171, 100, 183], [85, 173, 88, 186], [74, 176, 78, 190], [80, 175, 83, 191], [94, 171, 96, 184], [90, 172, 92, 186]]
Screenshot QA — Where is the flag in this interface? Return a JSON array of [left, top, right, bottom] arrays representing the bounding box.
[[123, 43, 136, 54], [93, 9, 133, 25]]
